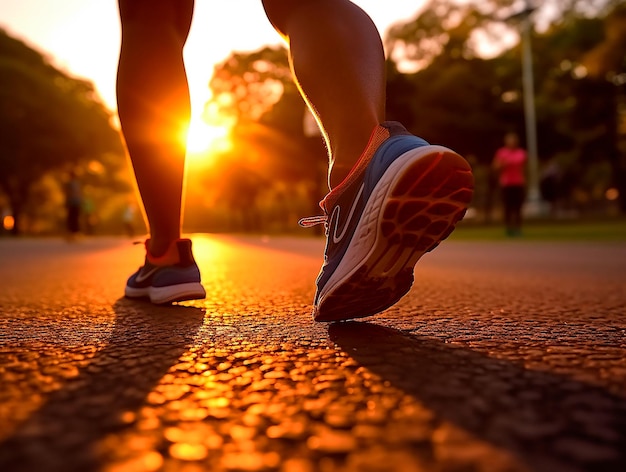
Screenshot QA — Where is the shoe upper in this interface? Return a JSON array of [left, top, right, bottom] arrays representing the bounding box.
[[311, 122, 429, 304], [126, 238, 201, 289]]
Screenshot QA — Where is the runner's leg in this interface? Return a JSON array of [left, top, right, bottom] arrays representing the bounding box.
[[117, 0, 194, 256], [262, 0, 385, 188]]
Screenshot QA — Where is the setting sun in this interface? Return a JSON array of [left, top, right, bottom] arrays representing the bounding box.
[[184, 118, 233, 161]]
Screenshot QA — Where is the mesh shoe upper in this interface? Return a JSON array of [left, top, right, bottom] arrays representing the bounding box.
[[312, 122, 429, 304]]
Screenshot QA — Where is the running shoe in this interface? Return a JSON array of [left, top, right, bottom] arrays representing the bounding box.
[[125, 238, 206, 304], [300, 121, 474, 322]]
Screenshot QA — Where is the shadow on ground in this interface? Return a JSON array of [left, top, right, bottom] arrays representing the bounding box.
[[329, 321, 626, 472], [0, 299, 205, 472]]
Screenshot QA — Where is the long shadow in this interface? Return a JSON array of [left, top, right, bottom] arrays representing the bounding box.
[[0, 299, 205, 472], [329, 322, 626, 472]]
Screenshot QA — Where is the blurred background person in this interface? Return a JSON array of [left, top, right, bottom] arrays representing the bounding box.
[[82, 193, 96, 235], [122, 201, 137, 238], [493, 132, 526, 237], [540, 159, 562, 218], [64, 170, 82, 240]]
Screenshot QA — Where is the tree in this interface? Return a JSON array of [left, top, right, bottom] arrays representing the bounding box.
[[386, 0, 621, 68], [385, 0, 626, 213], [203, 46, 328, 231], [0, 29, 125, 234], [580, 3, 626, 211], [208, 46, 294, 124]]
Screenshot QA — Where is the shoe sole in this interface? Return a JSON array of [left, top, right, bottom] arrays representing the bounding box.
[[125, 282, 206, 305], [314, 146, 474, 322]]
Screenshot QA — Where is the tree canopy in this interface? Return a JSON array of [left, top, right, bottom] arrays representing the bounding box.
[[386, 0, 626, 212], [195, 1, 625, 225], [0, 29, 126, 234]]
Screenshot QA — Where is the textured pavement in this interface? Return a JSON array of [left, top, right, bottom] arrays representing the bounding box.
[[0, 235, 625, 472]]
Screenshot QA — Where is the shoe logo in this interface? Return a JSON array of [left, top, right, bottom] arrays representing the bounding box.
[[330, 184, 365, 244], [135, 266, 160, 283]]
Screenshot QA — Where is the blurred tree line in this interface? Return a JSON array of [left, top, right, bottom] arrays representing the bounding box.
[[0, 29, 132, 235], [184, 46, 328, 233], [187, 0, 625, 231], [1, 0, 624, 235], [384, 0, 626, 216]]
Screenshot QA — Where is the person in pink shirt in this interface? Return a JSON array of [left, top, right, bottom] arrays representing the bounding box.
[[493, 132, 527, 236]]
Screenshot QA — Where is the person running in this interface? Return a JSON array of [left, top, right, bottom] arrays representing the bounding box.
[[492, 132, 527, 237], [118, 0, 474, 321], [64, 170, 82, 240]]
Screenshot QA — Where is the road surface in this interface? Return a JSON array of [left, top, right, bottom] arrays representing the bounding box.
[[1, 235, 625, 472]]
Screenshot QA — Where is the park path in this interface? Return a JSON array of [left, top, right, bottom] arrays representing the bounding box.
[[0, 235, 625, 472]]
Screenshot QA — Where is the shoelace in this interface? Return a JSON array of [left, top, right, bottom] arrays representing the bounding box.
[[298, 215, 327, 228]]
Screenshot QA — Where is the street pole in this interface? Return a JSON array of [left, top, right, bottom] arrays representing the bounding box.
[[520, 1, 541, 214]]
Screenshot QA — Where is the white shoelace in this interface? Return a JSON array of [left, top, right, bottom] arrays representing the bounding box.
[[298, 215, 327, 228]]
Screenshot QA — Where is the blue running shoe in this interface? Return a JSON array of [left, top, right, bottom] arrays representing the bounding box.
[[300, 122, 474, 322], [125, 238, 206, 304]]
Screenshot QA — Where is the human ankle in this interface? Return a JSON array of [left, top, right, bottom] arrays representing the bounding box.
[[329, 164, 354, 188], [148, 238, 177, 258], [328, 141, 370, 189], [328, 123, 387, 190]]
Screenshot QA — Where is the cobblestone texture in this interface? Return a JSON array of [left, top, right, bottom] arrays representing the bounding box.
[[0, 236, 625, 472]]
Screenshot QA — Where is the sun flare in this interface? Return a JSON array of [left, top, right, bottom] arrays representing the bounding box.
[[185, 118, 232, 156]]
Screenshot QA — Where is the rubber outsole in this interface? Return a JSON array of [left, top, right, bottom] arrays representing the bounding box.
[[314, 147, 474, 322], [125, 282, 206, 305]]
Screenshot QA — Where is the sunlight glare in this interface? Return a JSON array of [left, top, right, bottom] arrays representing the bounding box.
[[186, 119, 228, 153]]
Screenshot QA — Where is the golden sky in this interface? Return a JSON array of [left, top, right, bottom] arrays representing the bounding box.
[[0, 0, 427, 115]]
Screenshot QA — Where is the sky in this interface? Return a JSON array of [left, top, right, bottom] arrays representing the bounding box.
[[0, 0, 428, 118]]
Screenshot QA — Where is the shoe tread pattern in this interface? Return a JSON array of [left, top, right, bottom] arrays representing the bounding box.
[[315, 150, 473, 322]]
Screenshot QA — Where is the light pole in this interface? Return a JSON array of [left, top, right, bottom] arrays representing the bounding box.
[[521, 1, 541, 212], [508, 0, 541, 214]]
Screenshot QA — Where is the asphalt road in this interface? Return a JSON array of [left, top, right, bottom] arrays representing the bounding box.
[[0, 235, 625, 472]]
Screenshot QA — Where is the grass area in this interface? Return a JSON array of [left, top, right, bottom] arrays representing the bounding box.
[[450, 219, 626, 242]]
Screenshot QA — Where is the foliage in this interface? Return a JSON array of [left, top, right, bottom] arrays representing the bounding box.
[[195, 0, 626, 230], [200, 46, 328, 231], [386, 0, 626, 212], [208, 46, 294, 124], [386, 0, 621, 67], [0, 29, 126, 234]]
